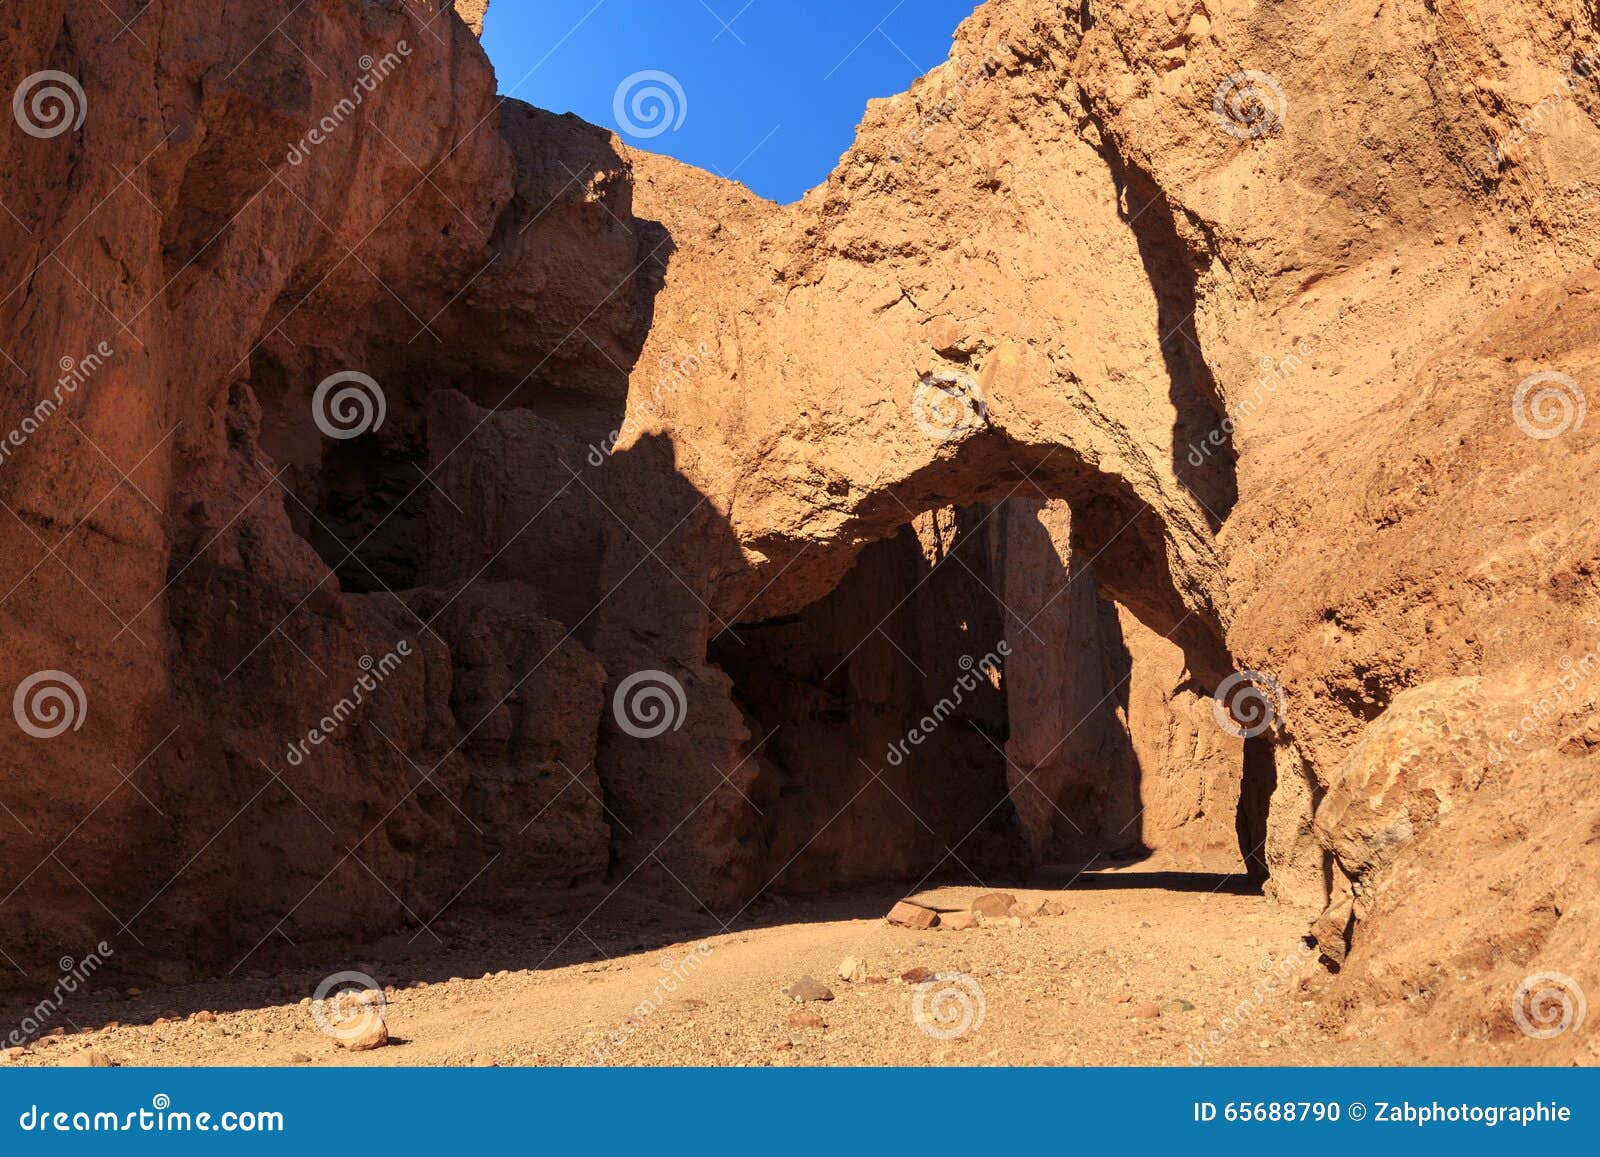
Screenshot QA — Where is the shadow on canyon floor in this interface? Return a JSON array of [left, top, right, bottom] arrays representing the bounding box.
[[0, 861, 1258, 1040]]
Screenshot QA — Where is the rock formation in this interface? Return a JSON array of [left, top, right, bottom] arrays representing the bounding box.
[[3, 0, 1597, 1061]]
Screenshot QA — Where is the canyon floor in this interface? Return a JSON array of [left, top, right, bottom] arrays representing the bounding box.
[[3, 858, 1410, 1068]]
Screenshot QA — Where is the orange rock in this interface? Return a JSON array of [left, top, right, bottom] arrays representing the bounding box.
[[337, 1021, 390, 1053], [970, 893, 1018, 919], [886, 901, 939, 930]]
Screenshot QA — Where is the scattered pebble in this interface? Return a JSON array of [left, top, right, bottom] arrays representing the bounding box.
[[336, 1021, 389, 1052], [886, 901, 939, 930], [784, 976, 834, 1003], [970, 893, 1018, 918]]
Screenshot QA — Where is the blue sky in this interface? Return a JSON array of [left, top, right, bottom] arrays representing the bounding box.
[[481, 0, 983, 203]]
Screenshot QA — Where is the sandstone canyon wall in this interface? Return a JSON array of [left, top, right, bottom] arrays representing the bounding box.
[[2, 0, 1597, 1060]]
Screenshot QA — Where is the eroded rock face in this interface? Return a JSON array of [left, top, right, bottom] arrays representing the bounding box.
[[3, 0, 1599, 1061], [0, 0, 623, 980], [454, 1, 490, 38]]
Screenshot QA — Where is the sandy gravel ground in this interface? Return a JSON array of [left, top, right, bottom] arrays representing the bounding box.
[[3, 863, 1405, 1068]]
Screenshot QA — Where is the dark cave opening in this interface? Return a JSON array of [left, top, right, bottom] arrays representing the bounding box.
[[245, 347, 436, 596], [709, 507, 1028, 892], [702, 496, 1253, 896], [305, 429, 431, 594]]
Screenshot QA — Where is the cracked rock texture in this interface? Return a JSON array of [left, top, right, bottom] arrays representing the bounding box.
[[2, 0, 1599, 1061]]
